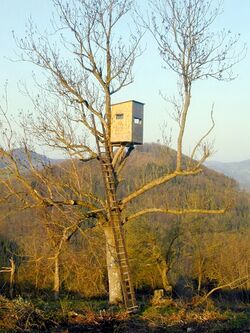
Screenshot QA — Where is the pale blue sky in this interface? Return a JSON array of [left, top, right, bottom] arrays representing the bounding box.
[[0, 0, 250, 162]]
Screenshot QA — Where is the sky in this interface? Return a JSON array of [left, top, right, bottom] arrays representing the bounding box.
[[0, 0, 250, 162]]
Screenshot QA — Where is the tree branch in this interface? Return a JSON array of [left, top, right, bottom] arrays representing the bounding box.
[[125, 207, 227, 223], [122, 168, 202, 207]]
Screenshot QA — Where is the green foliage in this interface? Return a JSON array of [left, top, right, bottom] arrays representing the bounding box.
[[225, 310, 250, 331], [142, 303, 178, 317]]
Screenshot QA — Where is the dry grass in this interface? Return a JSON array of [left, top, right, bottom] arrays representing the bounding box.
[[0, 295, 249, 332], [0, 295, 57, 331]]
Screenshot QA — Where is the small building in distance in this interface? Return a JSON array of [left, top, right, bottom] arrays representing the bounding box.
[[111, 100, 144, 145]]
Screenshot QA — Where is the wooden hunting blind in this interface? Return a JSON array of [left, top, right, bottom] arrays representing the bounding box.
[[111, 100, 144, 145]]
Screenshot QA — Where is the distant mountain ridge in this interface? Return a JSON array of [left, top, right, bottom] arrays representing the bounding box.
[[0, 148, 62, 170], [206, 159, 250, 190]]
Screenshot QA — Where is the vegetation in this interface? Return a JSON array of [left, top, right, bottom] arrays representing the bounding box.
[[0, 144, 249, 332], [0, 295, 249, 332]]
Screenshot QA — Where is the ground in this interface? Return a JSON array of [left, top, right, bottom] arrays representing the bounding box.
[[0, 295, 249, 332]]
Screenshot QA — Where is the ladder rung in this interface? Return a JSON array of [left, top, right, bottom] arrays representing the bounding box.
[[120, 256, 128, 260], [118, 252, 126, 256], [127, 307, 138, 313], [125, 289, 132, 293]]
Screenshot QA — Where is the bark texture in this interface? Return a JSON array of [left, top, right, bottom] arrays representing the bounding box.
[[103, 225, 123, 304]]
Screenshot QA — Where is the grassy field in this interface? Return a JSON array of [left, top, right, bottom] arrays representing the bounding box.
[[0, 295, 249, 332]]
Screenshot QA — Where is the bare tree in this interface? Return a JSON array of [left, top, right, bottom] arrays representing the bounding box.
[[149, 0, 244, 170], [2, 0, 242, 308], [12, 0, 144, 307]]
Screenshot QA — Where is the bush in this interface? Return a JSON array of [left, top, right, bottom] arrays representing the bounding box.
[[0, 296, 57, 331]]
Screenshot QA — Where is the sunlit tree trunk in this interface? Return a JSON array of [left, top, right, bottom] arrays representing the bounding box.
[[156, 260, 171, 292], [53, 254, 60, 300], [103, 225, 123, 304]]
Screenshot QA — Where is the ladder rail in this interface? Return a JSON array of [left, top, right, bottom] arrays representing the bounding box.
[[91, 114, 137, 311]]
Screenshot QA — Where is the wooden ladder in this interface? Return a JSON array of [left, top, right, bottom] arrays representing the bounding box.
[[92, 118, 137, 312], [102, 159, 137, 312]]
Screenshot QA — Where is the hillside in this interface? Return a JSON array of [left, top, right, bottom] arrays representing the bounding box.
[[0, 142, 249, 332], [206, 159, 250, 190]]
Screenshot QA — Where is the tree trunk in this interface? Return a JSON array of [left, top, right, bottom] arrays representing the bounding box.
[[197, 257, 205, 295], [54, 254, 60, 300], [9, 258, 15, 299], [157, 261, 172, 292], [103, 224, 123, 304]]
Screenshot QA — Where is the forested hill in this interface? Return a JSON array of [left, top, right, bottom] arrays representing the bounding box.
[[0, 144, 239, 192], [122, 142, 238, 190], [0, 142, 249, 301], [0, 143, 246, 219], [0, 143, 239, 189]]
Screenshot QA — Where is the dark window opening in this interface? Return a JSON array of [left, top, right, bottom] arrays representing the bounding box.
[[134, 117, 142, 125], [116, 113, 124, 120]]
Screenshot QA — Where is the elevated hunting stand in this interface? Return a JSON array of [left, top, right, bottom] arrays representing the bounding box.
[[111, 100, 144, 145]]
